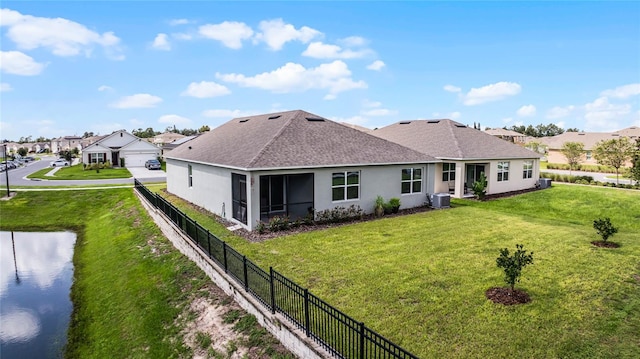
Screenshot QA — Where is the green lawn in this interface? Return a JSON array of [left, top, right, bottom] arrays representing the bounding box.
[[0, 189, 289, 358], [159, 184, 640, 358], [27, 164, 131, 180]]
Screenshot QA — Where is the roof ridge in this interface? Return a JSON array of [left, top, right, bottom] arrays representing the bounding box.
[[247, 110, 300, 167], [446, 120, 464, 158]]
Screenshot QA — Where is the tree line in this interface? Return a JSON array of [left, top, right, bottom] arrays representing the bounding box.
[[503, 123, 580, 138], [132, 125, 211, 139]]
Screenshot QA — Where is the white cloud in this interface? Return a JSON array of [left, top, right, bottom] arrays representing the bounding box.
[[366, 60, 385, 71], [600, 83, 640, 99], [0, 83, 13, 92], [361, 108, 397, 117], [172, 33, 193, 41], [555, 121, 565, 129], [0, 8, 123, 59], [463, 82, 521, 105], [516, 104, 536, 117], [158, 114, 192, 125], [97, 85, 113, 92], [546, 105, 575, 119], [323, 94, 337, 100], [0, 51, 46, 75], [254, 19, 321, 51], [583, 96, 630, 131], [443, 84, 461, 93], [338, 36, 367, 47], [110, 94, 162, 109], [302, 42, 371, 59], [202, 109, 260, 118], [198, 21, 253, 49], [151, 33, 171, 51], [181, 81, 230, 98], [169, 19, 190, 26], [217, 60, 367, 98]]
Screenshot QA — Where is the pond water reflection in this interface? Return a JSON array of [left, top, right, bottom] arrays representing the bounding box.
[[0, 231, 76, 359]]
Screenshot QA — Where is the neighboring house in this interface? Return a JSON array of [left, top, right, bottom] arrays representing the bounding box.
[[340, 122, 372, 133], [166, 110, 437, 231], [80, 135, 107, 149], [484, 128, 527, 144], [152, 132, 186, 147], [539, 126, 640, 166], [50, 136, 82, 153], [372, 119, 542, 198], [161, 135, 197, 158], [81, 130, 160, 167]]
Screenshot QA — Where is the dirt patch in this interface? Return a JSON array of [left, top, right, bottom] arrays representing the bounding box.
[[591, 241, 620, 248], [485, 287, 531, 305]]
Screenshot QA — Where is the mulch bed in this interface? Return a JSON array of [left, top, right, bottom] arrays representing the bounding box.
[[485, 287, 531, 305], [591, 241, 620, 248]]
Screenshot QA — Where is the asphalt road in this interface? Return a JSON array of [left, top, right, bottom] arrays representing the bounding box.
[[0, 155, 166, 187], [542, 168, 634, 185]]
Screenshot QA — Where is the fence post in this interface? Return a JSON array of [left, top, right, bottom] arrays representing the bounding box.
[[206, 230, 211, 257], [269, 267, 276, 314], [223, 242, 228, 273], [304, 289, 310, 337], [193, 220, 198, 244], [359, 322, 365, 359], [243, 256, 248, 291]]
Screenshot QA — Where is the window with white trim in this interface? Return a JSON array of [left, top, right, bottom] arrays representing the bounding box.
[[89, 153, 106, 164], [442, 163, 456, 181], [586, 150, 592, 160], [523, 160, 533, 179], [188, 164, 193, 187], [401, 168, 422, 194], [497, 161, 510, 182], [332, 171, 359, 201]]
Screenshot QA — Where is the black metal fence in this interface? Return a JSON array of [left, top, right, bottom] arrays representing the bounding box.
[[134, 180, 419, 359]]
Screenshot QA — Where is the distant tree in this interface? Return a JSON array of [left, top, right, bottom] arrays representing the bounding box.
[[630, 138, 640, 185], [496, 244, 534, 293], [198, 125, 210, 133], [593, 138, 633, 185], [510, 123, 566, 137], [524, 125, 537, 137], [525, 141, 547, 155], [35, 136, 49, 142], [82, 131, 95, 138], [560, 141, 585, 175], [132, 127, 158, 138], [565, 128, 580, 132], [179, 128, 197, 136], [17, 147, 28, 156]]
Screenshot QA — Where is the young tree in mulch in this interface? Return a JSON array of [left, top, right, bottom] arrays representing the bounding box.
[[592, 217, 619, 248], [486, 244, 534, 305]]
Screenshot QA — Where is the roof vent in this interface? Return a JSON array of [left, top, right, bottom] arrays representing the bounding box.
[[578, 133, 585, 135], [455, 124, 466, 128], [612, 134, 619, 136], [268, 115, 281, 120], [305, 117, 325, 122], [427, 120, 440, 124], [399, 121, 411, 125], [239, 119, 250, 123]]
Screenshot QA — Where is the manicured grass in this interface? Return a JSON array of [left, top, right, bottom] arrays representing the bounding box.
[[0, 189, 291, 358], [540, 160, 548, 170], [27, 164, 131, 180], [159, 184, 640, 358]]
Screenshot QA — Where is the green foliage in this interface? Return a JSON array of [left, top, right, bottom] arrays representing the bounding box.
[[471, 172, 488, 200], [496, 244, 534, 291], [315, 205, 364, 224], [593, 138, 634, 184], [374, 195, 385, 217], [195, 332, 212, 349], [560, 141, 585, 174], [630, 138, 640, 185], [255, 221, 266, 234], [508, 123, 566, 137], [267, 215, 290, 232], [17, 147, 28, 156], [593, 217, 618, 242], [546, 162, 617, 173]]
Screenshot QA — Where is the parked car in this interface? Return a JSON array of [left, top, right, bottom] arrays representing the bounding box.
[[0, 163, 6, 172], [24, 156, 35, 162], [50, 159, 70, 167], [145, 159, 161, 170]]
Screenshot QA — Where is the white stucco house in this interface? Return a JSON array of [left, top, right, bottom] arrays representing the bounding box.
[[373, 119, 543, 198], [165, 110, 438, 231], [81, 130, 160, 167]]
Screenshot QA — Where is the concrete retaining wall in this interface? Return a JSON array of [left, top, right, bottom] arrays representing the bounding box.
[[135, 191, 329, 359]]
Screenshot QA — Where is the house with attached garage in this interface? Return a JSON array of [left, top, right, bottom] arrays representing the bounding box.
[[81, 130, 160, 167], [372, 119, 543, 198], [165, 110, 438, 231]]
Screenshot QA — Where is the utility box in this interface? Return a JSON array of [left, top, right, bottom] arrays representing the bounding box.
[[538, 178, 552, 189], [430, 193, 451, 209]]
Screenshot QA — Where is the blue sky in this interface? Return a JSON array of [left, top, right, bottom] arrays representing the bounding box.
[[1, 1, 639, 141]]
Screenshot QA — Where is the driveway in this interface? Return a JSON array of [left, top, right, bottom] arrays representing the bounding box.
[[127, 166, 167, 182]]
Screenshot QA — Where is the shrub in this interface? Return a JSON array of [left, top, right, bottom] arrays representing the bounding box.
[[472, 172, 488, 200], [593, 217, 618, 242], [255, 221, 266, 234], [316, 205, 363, 224], [267, 215, 290, 232], [374, 195, 385, 217], [496, 244, 534, 292]]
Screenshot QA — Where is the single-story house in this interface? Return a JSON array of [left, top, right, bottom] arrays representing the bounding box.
[[538, 126, 640, 166], [152, 132, 187, 147], [161, 135, 198, 158], [372, 119, 543, 198], [166, 110, 438, 231], [81, 130, 160, 167], [484, 128, 527, 144]]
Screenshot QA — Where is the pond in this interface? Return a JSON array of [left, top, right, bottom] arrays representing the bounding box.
[[0, 231, 76, 358]]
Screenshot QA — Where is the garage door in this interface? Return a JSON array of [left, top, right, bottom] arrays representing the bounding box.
[[125, 154, 153, 167]]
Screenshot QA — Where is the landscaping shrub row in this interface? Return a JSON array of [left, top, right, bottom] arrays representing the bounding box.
[[541, 172, 639, 189], [546, 162, 616, 173]]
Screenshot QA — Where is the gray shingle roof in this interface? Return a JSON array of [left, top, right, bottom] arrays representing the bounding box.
[[166, 110, 436, 169], [538, 126, 640, 150], [372, 119, 541, 160]]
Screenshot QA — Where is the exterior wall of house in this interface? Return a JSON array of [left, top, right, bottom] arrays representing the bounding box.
[[100, 131, 138, 147], [548, 149, 601, 166], [168, 160, 435, 231], [486, 158, 539, 195], [82, 146, 112, 164]]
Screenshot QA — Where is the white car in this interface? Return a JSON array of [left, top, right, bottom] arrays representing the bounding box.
[[50, 159, 70, 167]]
